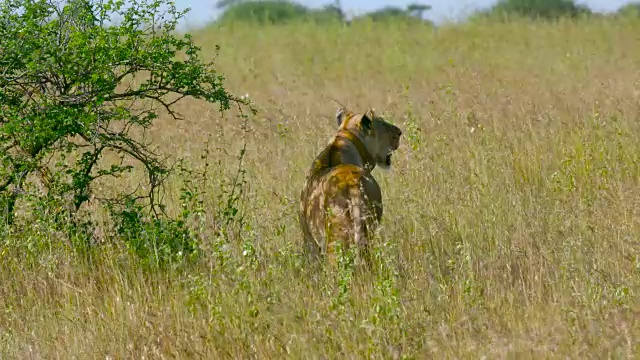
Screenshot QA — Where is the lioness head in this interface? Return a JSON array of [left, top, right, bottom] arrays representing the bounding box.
[[335, 108, 402, 169]]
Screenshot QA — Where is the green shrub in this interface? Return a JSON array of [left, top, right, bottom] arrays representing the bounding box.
[[0, 0, 245, 227], [352, 4, 434, 25], [217, 0, 310, 25], [480, 0, 592, 20], [616, 2, 640, 17]]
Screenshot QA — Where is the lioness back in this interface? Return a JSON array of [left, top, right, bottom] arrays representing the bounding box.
[[298, 106, 402, 267], [299, 163, 382, 262]]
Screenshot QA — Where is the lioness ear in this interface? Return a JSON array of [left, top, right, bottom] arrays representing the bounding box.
[[336, 107, 352, 126], [366, 108, 376, 119], [361, 113, 372, 132]]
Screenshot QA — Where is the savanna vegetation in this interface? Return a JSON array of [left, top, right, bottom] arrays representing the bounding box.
[[215, 0, 434, 24], [1, 0, 640, 358]]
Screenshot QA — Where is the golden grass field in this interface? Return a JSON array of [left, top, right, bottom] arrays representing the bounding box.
[[2, 17, 640, 358]]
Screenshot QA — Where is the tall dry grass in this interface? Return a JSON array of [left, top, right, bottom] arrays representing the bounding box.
[[2, 18, 640, 358]]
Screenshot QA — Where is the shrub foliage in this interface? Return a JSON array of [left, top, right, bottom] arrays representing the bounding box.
[[0, 0, 240, 225], [484, 0, 592, 19]]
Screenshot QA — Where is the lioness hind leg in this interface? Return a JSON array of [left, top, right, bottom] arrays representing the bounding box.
[[303, 237, 321, 261], [347, 188, 374, 269]]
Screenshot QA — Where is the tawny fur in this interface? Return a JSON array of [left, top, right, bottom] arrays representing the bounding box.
[[299, 107, 402, 267]]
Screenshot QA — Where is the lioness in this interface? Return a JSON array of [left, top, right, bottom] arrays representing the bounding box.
[[299, 107, 402, 267]]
